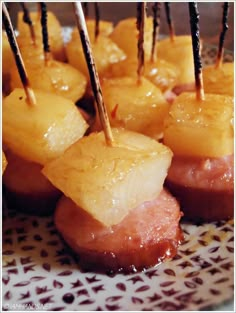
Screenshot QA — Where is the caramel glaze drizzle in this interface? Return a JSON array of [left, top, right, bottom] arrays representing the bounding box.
[[20, 2, 36, 45], [73, 2, 114, 146], [150, 2, 161, 63], [2, 2, 36, 106], [216, 2, 229, 68], [136, 2, 146, 84], [39, 2, 52, 65], [164, 2, 175, 42], [189, 2, 205, 101]]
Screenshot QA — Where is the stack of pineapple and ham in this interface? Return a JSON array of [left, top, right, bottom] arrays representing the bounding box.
[[42, 3, 183, 273], [2, 3, 88, 215]]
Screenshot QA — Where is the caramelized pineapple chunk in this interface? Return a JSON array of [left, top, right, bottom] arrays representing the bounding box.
[[66, 33, 126, 79], [110, 17, 153, 58], [100, 76, 169, 140], [157, 36, 195, 85], [105, 57, 179, 92], [10, 60, 87, 102], [17, 11, 66, 62], [163, 93, 234, 157], [203, 62, 234, 96], [43, 128, 173, 226], [3, 89, 88, 165]]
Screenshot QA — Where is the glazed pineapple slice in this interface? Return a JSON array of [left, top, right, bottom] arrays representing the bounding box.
[[43, 128, 173, 226], [110, 17, 153, 58], [3, 88, 88, 165], [163, 92, 234, 158], [105, 57, 179, 93], [98, 76, 169, 140], [66, 32, 126, 79], [202, 62, 234, 97], [10, 59, 87, 102], [17, 11, 66, 62], [157, 36, 195, 85]]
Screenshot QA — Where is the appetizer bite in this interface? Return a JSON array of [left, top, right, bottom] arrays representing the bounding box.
[[157, 3, 196, 92], [2, 4, 88, 215], [17, 3, 66, 61], [202, 3, 233, 96], [43, 3, 183, 273], [93, 3, 169, 140], [163, 3, 234, 222], [10, 3, 87, 103], [104, 4, 179, 96]]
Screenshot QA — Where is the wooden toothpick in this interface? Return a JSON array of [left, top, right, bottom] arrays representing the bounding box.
[[20, 2, 36, 45], [164, 3, 175, 42], [73, 2, 114, 146], [2, 2, 36, 106], [94, 2, 100, 41], [136, 2, 146, 84], [39, 2, 52, 65], [189, 2, 205, 101], [215, 2, 229, 68], [150, 2, 161, 63]]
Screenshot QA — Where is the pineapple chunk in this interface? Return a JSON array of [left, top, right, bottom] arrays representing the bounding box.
[[163, 92, 234, 157], [10, 59, 87, 102], [203, 62, 234, 97], [17, 11, 66, 62], [110, 17, 153, 58], [100, 76, 169, 140], [70, 20, 113, 41], [2, 151, 8, 175], [3, 88, 88, 165], [105, 57, 179, 92], [43, 128, 173, 226], [66, 33, 126, 79], [157, 36, 195, 85]]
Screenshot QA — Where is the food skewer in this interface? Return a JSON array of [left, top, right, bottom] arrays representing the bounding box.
[[20, 2, 36, 45], [2, 2, 36, 106], [73, 2, 114, 146], [164, 2, 175, 42], [82, 2, 89, 19], [215, 2, 229, 68], [163, 2, 234, 222], [189, 2, 204, 101]]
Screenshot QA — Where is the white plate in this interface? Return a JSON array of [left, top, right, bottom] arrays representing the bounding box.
[[2, 38, 234, 311]]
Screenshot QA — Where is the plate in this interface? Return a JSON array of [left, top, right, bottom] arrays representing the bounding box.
[[2, 35, 234, 311]]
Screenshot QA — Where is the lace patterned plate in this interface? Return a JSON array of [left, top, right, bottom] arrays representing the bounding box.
[[2, 34, 234, 311]]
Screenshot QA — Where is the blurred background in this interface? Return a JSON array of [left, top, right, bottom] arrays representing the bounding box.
[[5, 1, 234, 51]]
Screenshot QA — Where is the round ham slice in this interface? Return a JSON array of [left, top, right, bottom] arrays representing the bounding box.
[[165, 154, 234, 222], [55, 189, 183, 273]]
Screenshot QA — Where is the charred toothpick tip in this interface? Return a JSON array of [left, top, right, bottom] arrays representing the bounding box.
[[20, 2, 36, 45], [189, 2, 205, 101], [151, 2, 161, 62], [73, 2, 114, 146], [2, 2, 36, 106], [40, 2, 51, 64], [165, 2, 175, 42], [94, 2, 100, 41], [137, 2, 146, 84], [216, 2, 229, 68]]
